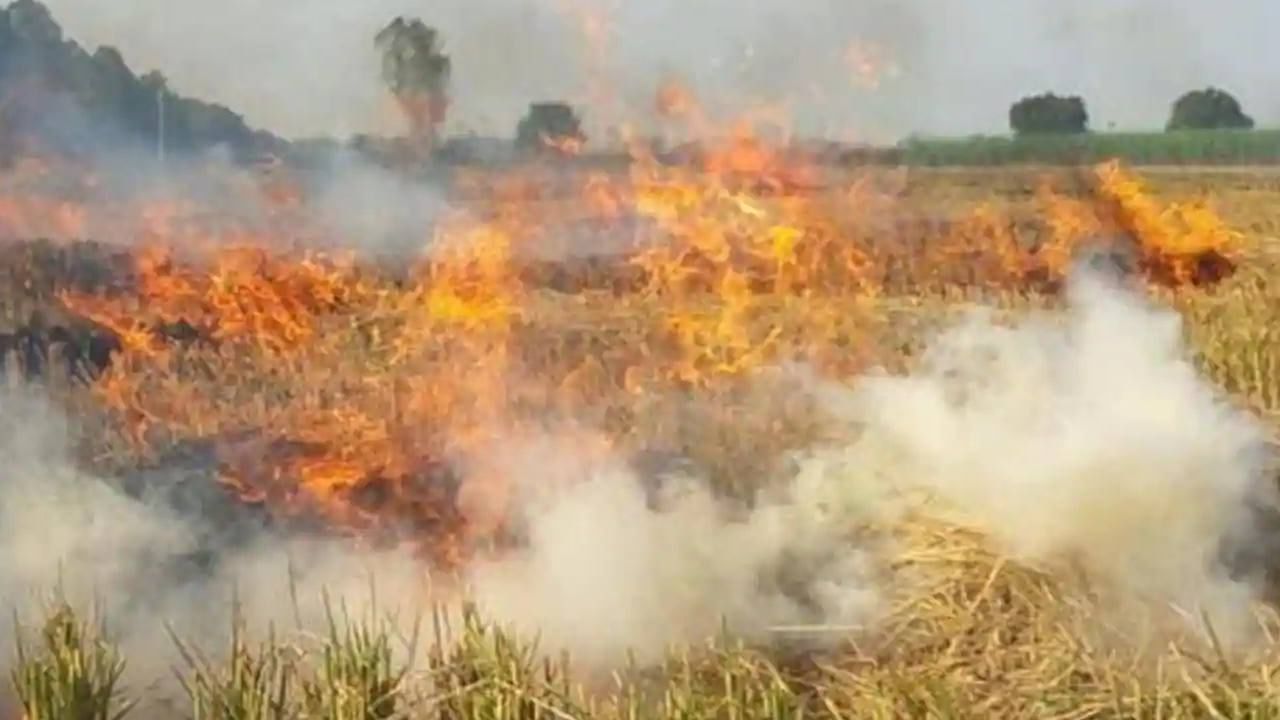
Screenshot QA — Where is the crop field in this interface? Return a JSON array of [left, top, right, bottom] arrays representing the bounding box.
[[6, 151, 1280, 719], [901, 130, 1280, 168]]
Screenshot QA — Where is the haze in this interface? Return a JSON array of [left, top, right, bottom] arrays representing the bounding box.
[[39, 0, 1280, 144]]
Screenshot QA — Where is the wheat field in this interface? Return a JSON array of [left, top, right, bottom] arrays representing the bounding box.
[[5, 159, 1280, 719]]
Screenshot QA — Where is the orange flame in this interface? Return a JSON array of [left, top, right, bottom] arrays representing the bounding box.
[[33, 131, 1240, 568]]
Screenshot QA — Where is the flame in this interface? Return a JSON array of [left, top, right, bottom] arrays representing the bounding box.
[[1093, 160, 1240, 286], [656, 77, 700, 121], [0, 157, 91, 240], [843, 41, 901, 90], [540, 133, 587, 156], [28, 126, 1240, 568]]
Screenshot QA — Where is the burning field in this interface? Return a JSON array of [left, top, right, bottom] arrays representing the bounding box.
[[4, 127, 1280, 718]]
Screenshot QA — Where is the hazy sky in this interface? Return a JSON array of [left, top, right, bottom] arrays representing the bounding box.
[[38, 0, 1280, 143]]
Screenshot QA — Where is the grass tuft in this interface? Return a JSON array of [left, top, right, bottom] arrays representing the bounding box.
[[11, 599, 135, 720], [169, 604, 296, 720], [300, 594, 415, 720], [419, 602, 588, 719]]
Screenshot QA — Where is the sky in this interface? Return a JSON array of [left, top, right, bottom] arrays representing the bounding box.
[[38, 0, 1280, 144]]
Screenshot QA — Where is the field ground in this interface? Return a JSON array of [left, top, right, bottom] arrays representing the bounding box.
[[7, 164, 1280, 718]]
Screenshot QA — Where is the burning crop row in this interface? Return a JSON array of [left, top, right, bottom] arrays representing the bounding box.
[[22, 139, 1243, 571]]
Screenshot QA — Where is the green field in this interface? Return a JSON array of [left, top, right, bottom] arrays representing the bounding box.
[[899, 129, 1280, 167]]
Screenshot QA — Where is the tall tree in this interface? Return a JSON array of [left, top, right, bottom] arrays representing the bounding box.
[[375, 17, 451, 157]]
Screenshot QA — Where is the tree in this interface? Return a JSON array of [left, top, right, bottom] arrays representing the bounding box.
[[1009, 93, 1088, 136], [8, 0, 62, 48], [0, 1, 276, 162], [375, 17, 451, 157], [515, 102, 586, 155], [1167, 87, 1254, 131]]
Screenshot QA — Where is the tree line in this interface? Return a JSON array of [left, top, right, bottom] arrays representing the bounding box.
[[1009, 88, 1255, 136], [372, 14, 1270, 164], [0, 2, 1265, 170], [891, 88, 1278, 167], [0, 0, 282, 164]]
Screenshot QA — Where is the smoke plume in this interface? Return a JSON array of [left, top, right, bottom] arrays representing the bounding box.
[[823, 267, 1277, 643], [0, 389, 434, 701], [464, 431, 888, 668]]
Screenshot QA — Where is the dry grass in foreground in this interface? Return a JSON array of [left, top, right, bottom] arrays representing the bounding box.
[[11, 523, 1280, 720]]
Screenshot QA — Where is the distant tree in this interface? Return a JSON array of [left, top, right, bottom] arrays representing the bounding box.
[[515, 102, 586, 155], [375, 17, 451, 157], [1009, 93, 1089, 135], [1167, 87, 1254, 131], [0, 1, 275, 162], [8, 0, 62, 48]]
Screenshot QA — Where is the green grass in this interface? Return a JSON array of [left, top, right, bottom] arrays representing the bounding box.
[[900, 129, 1280, 167]]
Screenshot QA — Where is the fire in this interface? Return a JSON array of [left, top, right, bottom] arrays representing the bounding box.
[[843, 41, 901, 90], [1093, 160, 1240, 285], [539, 133, 587, 156], [0, 157, 91, 240], [656, 77, 700, 121], [29, 125, 1242, 568], [60, 244, 362, 357]]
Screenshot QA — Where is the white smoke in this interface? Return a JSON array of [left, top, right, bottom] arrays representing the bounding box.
[[465, 432, 889, 668], [298, 146, 449, 259], [0, 390, 432, 703], [822, 268, 1275, 643], [0, 392, 888, 690], [0, 265, 1275, 702]]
